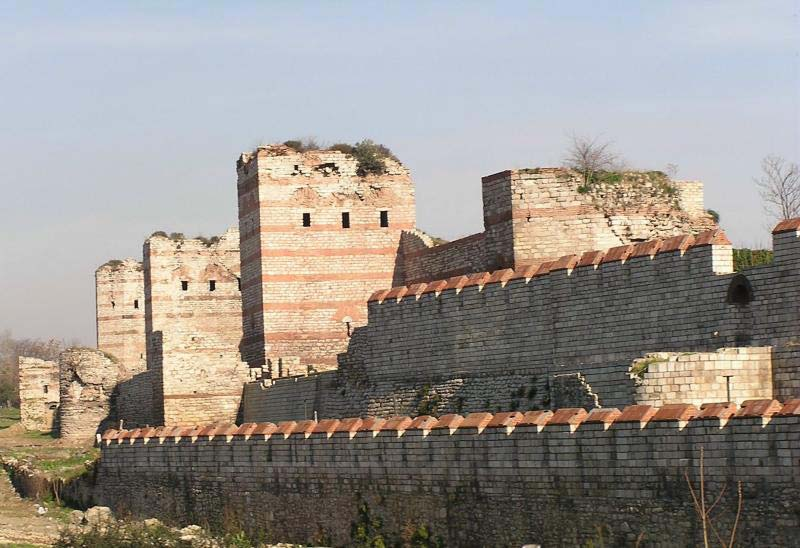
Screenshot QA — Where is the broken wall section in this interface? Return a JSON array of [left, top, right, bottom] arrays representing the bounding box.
[[18, 357, 59, 431], [631, 347, 773, 407], [58, 348, 118, 440]]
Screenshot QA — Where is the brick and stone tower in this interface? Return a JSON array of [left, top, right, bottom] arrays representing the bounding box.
[[18, 357, 59, 431], [95, 259, 146, 379], [236, 145, 415, 374], [143, 229, 249, 425], [481, 168, 717, 268]]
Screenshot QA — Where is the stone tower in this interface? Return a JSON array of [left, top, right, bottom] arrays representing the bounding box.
[[95, 259, 146, 379], [236, 145, 415, 374], [143, 229, 248, 425]]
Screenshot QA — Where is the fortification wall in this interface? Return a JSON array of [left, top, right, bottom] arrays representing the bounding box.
[[58, 348, 118, 440], [97, 400, 800, 547], [143, 228, 246, 425], [95, 259, 146, 379], [236, 145, 415, 372], [17, 357, 59, 431], [399, 231, 489, 283], [632, 347, 773, 408], [244, 224, 800, 422]]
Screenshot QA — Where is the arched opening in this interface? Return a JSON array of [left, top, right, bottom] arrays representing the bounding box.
[[727, 274, 753, 306]]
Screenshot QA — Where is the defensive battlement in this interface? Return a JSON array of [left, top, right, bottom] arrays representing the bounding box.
[[236, 144, 408, 180], [100, 398, 800, 444], [371, 228, 733, 305]]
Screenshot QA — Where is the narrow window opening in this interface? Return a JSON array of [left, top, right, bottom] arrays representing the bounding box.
[[181, 281, 188, 291], [379, 210, 389, 227], [111, 301, 115, 309], [134, 299, 139, 309], [346, 321, 352, 337], [209, 280, 216, 292], [43, 385, 48, 394], [237, 277, 241, 291], [302, 212, 311, 227], [342, 212, 350, 229]]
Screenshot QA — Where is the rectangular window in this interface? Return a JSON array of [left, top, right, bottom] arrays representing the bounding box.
[[134, 299, 139, 309], [302, 212, 311, 227], [237, 277, 241, 291], [341, 212, 350, 228], [181, 281, 188, 291], [43, 385, 48, 394], [209, 280, 216, 292], [379, 210, 389, 227]]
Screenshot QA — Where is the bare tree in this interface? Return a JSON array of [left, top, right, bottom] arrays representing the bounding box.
[[756, 154, 800, 222], [563, 133, 624, 184]]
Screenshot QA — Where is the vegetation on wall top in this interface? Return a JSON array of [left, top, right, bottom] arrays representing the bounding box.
[[282, 138, 400, 176], [733, 248, 773, 271]]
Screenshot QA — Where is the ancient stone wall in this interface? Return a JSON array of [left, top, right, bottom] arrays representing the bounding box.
[[96, 400, 800, 547], [143, 228, 247, 425], [631, 347, 773, 407], [95, 259, 146, 379], [17, 357, 59, 431], [236, 145, 415, 372], [58, 348, 118, 440], [244, 224, 800, 422]]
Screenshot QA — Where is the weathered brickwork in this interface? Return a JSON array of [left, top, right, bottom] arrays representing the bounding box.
[[114, 369, 154, 428], [632, 347, 773, 407], [245, 226, 800, 422], [143, 229, 248, 425], [95, 259, 146, 379], [236, 145, 415, 372], [17, 357, 59, 431], [481, 169, 716, 267], [58, 348, 118, 440], [96, 400, 800, 547], [398, 230, 488, 283]]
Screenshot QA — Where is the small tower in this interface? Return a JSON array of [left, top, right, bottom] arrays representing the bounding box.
[[95, 258, 146, 379]]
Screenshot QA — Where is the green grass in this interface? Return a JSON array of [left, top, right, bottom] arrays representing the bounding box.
[[0, 407, 20, 429]]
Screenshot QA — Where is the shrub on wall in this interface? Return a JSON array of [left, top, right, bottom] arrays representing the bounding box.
[[733, 249, 773, 271]]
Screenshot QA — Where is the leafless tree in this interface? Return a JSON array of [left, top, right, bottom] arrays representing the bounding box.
[[563, 133, 624, 183], [755, 154, 800, 222]]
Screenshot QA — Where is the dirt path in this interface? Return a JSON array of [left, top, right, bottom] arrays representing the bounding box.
[[0, 468, 60, 546]]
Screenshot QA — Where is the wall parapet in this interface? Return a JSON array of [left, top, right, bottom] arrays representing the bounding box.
[[369, 228, 732, 304], [102, 398, 798, 444]]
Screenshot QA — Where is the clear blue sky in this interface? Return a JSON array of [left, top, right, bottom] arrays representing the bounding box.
[[1, 1, 798, 344]]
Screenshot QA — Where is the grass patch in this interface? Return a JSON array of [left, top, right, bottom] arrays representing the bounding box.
[[0, 407, 20, 429], [630, 356, 668, 379]]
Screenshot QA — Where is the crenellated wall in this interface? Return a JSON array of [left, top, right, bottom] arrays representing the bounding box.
[[95, 259, 146, 379], [244, 224, 800, 423], [143, 228, 248, 426], [236, 145, 416, 373], [96, 399, 800, 547]]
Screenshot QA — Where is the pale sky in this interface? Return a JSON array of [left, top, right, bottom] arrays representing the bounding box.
[[0, 1, 798, 344]]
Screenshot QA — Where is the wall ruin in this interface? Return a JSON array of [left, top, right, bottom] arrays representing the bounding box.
[[631, 347, 773, 407], [17, 357, 59, 431], [58, 348, 118, 440]]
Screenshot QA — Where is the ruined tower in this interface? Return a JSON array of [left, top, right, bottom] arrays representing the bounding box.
[[95, 259, 146, 379], [236, 145, 415, 374]]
